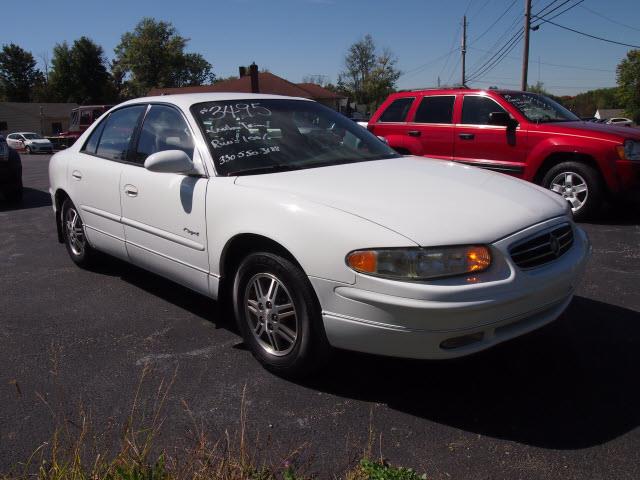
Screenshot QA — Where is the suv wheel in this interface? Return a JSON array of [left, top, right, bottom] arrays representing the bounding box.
[[61, 198, 96, 267], [542, 162, 603, 222], [233, 252, 331, 378]]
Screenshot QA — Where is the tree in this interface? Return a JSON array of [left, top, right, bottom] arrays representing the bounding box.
[[114, 18, 214, 97], [0, 43, 43, 101], [616, 49, 640, 123], [48, 37, 115, 104], [339, 35, 401, 109]]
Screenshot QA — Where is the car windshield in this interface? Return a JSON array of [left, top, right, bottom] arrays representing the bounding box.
[[22, 133, 44, 139], [192, 99, 400, 176], [500, 92, 579, 123]]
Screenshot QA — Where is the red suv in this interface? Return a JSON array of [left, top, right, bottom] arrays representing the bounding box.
[[367, 89, 640, 220]]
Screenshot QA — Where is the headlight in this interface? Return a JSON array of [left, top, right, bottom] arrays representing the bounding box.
[[346, 246, 491, 281], [616, 140, 640, 160]]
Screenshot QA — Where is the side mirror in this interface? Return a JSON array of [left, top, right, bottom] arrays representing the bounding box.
[[144, 150, 194, 174], [489, 112, 518, 129]]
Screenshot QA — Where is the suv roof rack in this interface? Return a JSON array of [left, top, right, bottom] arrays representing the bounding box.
[[397, 85, 471, 93]]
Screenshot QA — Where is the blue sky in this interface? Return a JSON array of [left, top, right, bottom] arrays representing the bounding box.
[[3, 0, 640, 96]]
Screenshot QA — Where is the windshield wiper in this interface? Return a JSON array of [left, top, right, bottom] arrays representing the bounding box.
[[231, 164, 303, 176]]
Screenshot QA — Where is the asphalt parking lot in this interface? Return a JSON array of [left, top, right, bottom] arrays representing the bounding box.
[[1, 154, 640, 479]]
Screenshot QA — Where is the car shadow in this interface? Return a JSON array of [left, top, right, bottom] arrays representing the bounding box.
[[581, 198, 640, 226], [0, 188, 52, 212], [83, 258, 639, 450], [299, 296, 640, 450]]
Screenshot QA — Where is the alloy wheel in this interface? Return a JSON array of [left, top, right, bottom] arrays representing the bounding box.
[[65, 207, 86, 256], [549, 171, 588, 212], [244, 273, 298, 356]]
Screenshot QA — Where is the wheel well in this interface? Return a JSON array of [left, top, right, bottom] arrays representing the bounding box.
[[534, 152, 601, 185], [394, 147, 411, 155], [219, 234, 302, 289], [54, 189, 70, 243]]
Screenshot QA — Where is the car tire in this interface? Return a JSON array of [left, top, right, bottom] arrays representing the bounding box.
[[542, 162, 603, 222], [61, 198, 96, 267], [233, 252, 331, 378]]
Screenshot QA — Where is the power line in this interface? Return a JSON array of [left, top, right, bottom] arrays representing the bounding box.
[[400, 48, 459, 78], [536, 18, 640, 48], [532, 0, 575, 20], [469, 0, 518, 44], [467, 46, 614, 72], [532, 0, 584, 25], [466, 29, 524, 82], [468, 11, 521, 74], [579, 4, 640, 33]]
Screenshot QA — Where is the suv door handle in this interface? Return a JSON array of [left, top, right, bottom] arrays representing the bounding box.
[[124, 184, 138, 197], [71, 170, 82, 180], [458, 133, 475, 140], [407, 130, 421, 137]]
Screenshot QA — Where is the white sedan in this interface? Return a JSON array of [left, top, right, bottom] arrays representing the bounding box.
[[48, 93, 590, 377]]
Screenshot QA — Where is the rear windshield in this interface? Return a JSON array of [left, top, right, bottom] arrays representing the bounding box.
[[192, 99, 399, 176]]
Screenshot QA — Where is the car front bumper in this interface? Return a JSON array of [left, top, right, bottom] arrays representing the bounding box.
[[311, 216, 590, 360]]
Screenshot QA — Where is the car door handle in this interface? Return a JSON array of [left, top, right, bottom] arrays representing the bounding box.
[[71, 170, 82, 180], [407, 130, 421, 137], [124, 184, 138, 197], [458, 133, 475, 140]]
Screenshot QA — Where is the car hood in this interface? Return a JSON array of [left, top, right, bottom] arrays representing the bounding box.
[[541, 121, 640, 140], [234, 156, 568, 246]]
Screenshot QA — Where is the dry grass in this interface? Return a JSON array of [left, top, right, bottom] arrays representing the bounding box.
[[3, 360, 429, 480]]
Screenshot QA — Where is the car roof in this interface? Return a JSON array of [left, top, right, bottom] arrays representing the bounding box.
[[116, 92, 314, 111]]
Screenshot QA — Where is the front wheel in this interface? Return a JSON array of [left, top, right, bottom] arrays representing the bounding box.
[[233, 252, 331, 378], [542, 162, 603, 222], [61, 198, 96, 267]]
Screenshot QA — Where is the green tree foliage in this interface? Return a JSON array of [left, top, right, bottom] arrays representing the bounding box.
[[616, 49, 640, 123], [340, 34, 401, 109], [0, 43, 44, 101], [49, 37, 115, 104], [559, 87, 622, 117], [114, 18, 214, 97]]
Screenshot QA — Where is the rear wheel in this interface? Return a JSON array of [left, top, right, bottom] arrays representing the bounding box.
[[233, 252, 331, 378], [61, 198, 96, 267], [542, 162, 603, 222]]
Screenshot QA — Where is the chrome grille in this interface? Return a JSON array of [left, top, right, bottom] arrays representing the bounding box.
[[510, 223, 573, 269]]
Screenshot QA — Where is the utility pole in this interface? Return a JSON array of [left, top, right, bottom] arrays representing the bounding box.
[[521, 0, 532, 91], [461, 15, 467, 87]]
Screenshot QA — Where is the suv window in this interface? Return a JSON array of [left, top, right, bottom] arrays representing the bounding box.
[[134, 105, 194, 164], [95, 106, 145, 161], [462, 96, 508, 125], [414, 96, 455, 124], [378, 97, 414, 123]]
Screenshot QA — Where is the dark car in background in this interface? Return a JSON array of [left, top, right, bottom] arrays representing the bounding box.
[[0, 135, 23, 202]]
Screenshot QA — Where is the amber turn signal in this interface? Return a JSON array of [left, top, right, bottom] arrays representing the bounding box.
[[467, 246, 491, 272], [346, 250, 378, 273]]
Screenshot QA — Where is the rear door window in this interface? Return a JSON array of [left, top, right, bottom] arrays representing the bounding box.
[[414, 96, 455, 124], [378, 97, 415, 123]]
